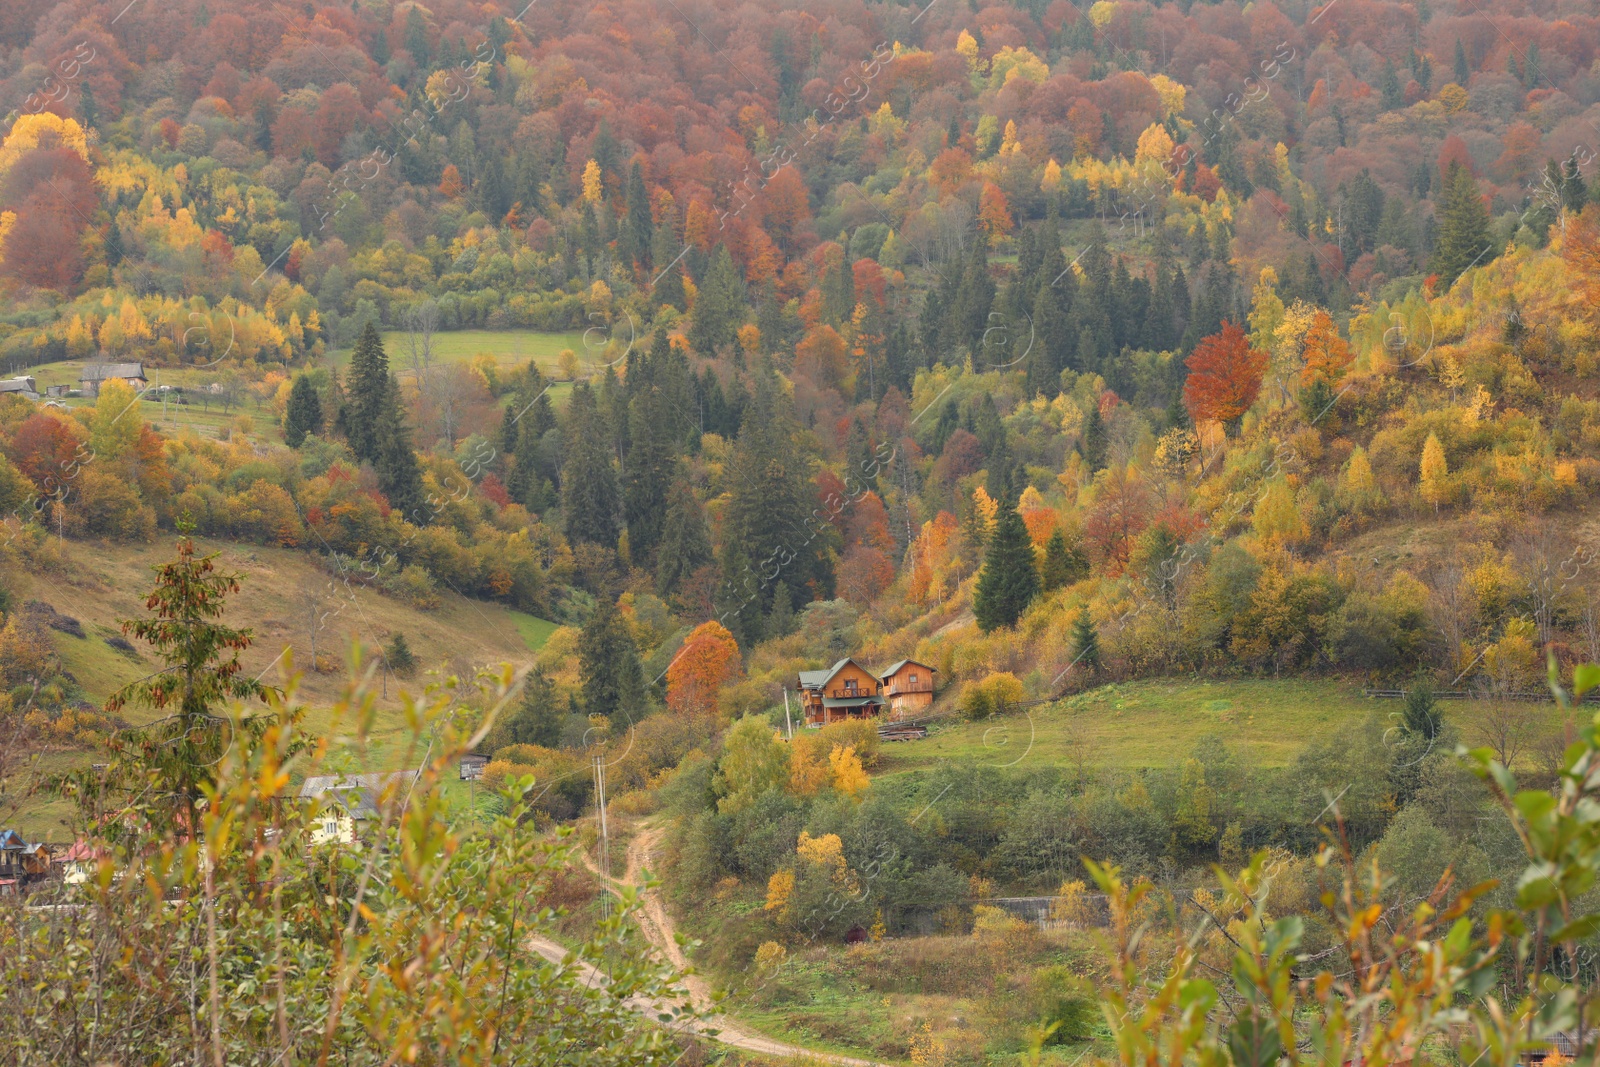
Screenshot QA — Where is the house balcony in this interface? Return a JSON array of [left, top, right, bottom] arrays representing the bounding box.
[[884, 680, 933, 697]]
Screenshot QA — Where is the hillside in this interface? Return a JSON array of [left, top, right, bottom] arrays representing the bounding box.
[[5, 533, 553, 839]]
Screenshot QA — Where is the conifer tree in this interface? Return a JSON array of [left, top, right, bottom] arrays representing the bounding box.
[[489, 668, 564, 750], [374, 393, 426, 521], [283, 374, 323, 448], [1040, 528, 1087, 591], [1420, 431, 1449, 509], [1082, 402, 1107, 472], [561, 381, 621, 548], [622, 160, 652, 270], [974, 490, 1040, 632], [624, 384, 675, 564], [688, 245, 745, 355], [342, 321, 390, 462], [766, 579, 796, 638], [1432, 161, 1491, 286], [1454, 39, 1470, 84], [1070, 610, 1101, 672], [499, 401, 519, 460], [656, 473, 713, 598], [578, 599, 645, 719]]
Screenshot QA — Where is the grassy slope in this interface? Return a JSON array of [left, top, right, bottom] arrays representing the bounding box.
[[9, 535, 557, 840], [326, 329, 584, 371], [877, 677, 1558, 779]]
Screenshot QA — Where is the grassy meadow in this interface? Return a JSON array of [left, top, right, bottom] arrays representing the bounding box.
[[8, 535, 558, 840]]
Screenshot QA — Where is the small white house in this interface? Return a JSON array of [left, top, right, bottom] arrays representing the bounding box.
[[298, 770, 420, 846]]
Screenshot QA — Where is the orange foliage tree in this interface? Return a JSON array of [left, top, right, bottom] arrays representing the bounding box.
[[1563, 205, 1600, 306], [1301, 308, 1352, 384], [1182, 320, 1268, 434], [666, 620, 743, 717]]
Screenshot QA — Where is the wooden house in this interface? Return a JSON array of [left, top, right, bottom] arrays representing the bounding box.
[[796, 657, 886, 726], [79, 362, 148, 397], [299, 770, 420, 846], [878, 660, 937, 717]]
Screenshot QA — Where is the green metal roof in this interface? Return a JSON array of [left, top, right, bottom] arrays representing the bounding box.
[[821, 696, 883, 708]]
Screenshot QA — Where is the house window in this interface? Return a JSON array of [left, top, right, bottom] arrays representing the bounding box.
[[324, 819, 339, 837], [909, 673, 918, 685], [844, 678, 858, 695]]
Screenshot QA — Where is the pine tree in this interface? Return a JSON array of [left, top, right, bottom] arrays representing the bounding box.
[[622, 160, 652, 270], [1431, 161, 1491, 287], [766, 579, 796, 638], [1040, 528, 1087, 591], [1070, 610, 1101, 672], [488, 668, 564, 750], [1082, 402, 1107, 472], [373, 392, 426, 521], [688, 245, 745, 356], [383, 632, 417, 675], [499, 401, 519, 460], [578, 599, 645, 719], [561, 381, 621, 548], [1380, 59, 1404, 110], [341, 321, 390, 462], [624, 385, 675, 564], [283, 374, 323, 448], [657, 473, 713, 597], [973, 491, 1040, 632], [405, 5, 431, 66], [1454, 38, 1470, 85]]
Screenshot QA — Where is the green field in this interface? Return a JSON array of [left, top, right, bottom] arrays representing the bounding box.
[[878, 678, 1559, 777], [327, 329, 589, 372]]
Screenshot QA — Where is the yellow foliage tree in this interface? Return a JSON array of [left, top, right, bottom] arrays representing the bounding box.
[[763, 869, 795, 922], [1252, 479, 1306, 547], [955, 30, 982, 73], [0, 113, 89, 175], [829, 744, 870, 798], [1135, 123, 1175, 169], [1339, 445, 1381, 513], [1420, 432, 1450, 509], [1041, 158, 1063, 192], [581, 159, 603, 204], [971, 484, 998, 536]]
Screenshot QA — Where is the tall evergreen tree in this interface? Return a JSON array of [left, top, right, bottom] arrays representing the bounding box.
[[341, 322, 390, 462], [1454, 39, 1470, 85], [687, 245, 745, 356], [499, 401, 519, 461], [560, 382, 622, 549], [656, 472, 713, 598], [624, 385, 676, 564], [373, 392, 426, 521], [1040, 528, 1088, 591], [283, 374, 323, 448], [622, 160, 652, 270], [974, 490, 1040, 632], [1070, 610, 1101, 672], [1082, 401, 1107, 472], [722, 368, 832, 616], [1431, 161, 1492, 286], [578, 599, 645, 719]]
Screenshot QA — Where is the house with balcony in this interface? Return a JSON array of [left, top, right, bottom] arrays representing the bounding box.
[[795, 657, 939, 726]]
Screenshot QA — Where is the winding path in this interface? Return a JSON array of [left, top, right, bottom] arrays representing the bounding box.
[[532, 823, 892, 1067]]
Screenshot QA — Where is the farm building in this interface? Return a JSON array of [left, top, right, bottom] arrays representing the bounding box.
[[79, 362, 148, 397]]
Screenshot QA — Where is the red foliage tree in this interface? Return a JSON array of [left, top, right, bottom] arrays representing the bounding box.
[[1182, 320, 1268, 434], [8, 413, 79, 491], [0, 145, 96, 292], [666, 620, 742, 717]]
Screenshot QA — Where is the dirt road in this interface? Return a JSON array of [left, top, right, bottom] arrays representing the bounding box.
[[558, 823, 892, 1067]]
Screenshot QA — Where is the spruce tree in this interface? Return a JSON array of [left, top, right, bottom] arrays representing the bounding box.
[[656, 472, 713, 597], [1431, 161, 1491, 287], [622, 160, 652, 270], [1040, 528, 1088, 591], [1070, 610, 1101, 672], [1082, 402, 1107, 472], [283, 374, 323, 448], [624, 385, 675, 564], [578, 599, 645, 719], [1454, 38, 1470, 84], [766, 579, 796, 637], [560, 381, 621, 548], [499, 401, 519, 461], [373, 392, 426, 521], [489, 668, 563, 750], [973, 491, 1040, 632], [687, 245, 745, 355], [342, 321, 390, 462]]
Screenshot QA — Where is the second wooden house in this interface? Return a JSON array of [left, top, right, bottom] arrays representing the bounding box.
[[795, 658, 938, 726]]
